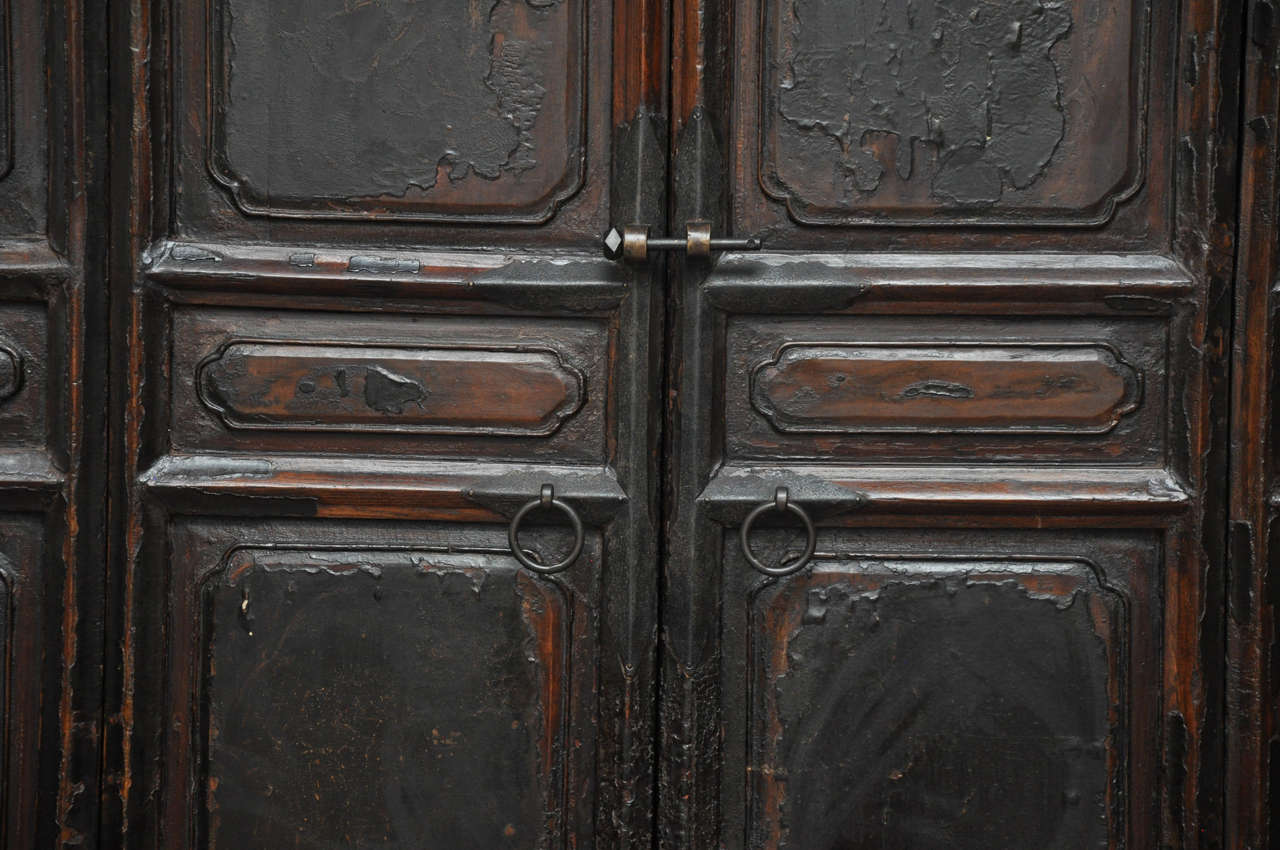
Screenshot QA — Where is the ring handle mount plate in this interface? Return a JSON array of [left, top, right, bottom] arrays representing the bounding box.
[[507, 484, 585, 575], [740, 486, 816, 577]]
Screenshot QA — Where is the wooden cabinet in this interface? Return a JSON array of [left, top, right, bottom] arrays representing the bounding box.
[[1, 0, 1272, 846]]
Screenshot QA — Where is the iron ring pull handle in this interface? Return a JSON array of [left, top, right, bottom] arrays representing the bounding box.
[[508, 484, 585, 574], [740, 486, 817, 577]]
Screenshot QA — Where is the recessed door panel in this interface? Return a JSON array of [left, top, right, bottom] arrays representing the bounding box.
[[748, 557, 1124, 849], [163, 522, 599, 849], [209, 0, 585, 222], [760, 0, 1146, 226]]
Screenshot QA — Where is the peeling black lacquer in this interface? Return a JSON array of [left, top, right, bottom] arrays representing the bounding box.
[[210, 0, 580, 221], [362, 366, 427, 414], [756, 0, 1152, 231], [104, 0, 1250, 847], [777, 0, 1071, 206]]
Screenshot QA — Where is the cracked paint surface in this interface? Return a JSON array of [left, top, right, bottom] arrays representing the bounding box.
[[755, 0, 1160, 225], [776, 0, 1072, 207], [217, 0, 571, 214]]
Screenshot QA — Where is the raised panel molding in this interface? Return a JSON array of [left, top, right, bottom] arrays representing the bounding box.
[[760, 0, 1150, 226], [194, 545, 572, 848], [747, 556, 1127, 848], [206, 0, 586, 222], [751, 342, 1142, 434], [196, 340, 586, 436]]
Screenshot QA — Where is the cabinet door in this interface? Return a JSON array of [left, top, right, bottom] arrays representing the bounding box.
[[662, 0, 1241, 847], [106, 2, 667, 847]]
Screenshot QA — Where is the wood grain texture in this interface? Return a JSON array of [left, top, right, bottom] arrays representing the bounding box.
[[1227, 0, 1280, 844], [751, 341, 1141, 434], [197, 341, 585, 436], [0, 0, 109, 847], [97, 0, 1259, 848]]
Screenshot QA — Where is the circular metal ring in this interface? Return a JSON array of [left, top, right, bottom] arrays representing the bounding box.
[[740, 487, 816, 577], [508, 484, 584, 575]]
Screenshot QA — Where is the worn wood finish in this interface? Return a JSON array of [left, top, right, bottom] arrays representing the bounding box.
[[89, 0, 1276, 847], [736, 535, 1150, 849], [661, 1, 1242, 848], [1228, 1, 1280, 845], [0, 0, 107, 846], [107, 0, 666, 847], [169, 523, 600, 848]]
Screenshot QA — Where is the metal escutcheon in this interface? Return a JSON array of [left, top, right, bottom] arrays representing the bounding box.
[[508, 484, 584, 574], [740, 486, 816, 577]]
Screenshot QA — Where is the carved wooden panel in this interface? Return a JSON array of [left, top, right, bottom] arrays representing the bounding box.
[[760, 0, 1148, 226], [748, 556, 1125, 848], [752, 342, 1141, 434], [170, 306, 608, 463], [0, 303, 46, 449], [715, 529, 1161, 849], [198, 342, 584, 436], [164, 519, 600, 849], [206, 0, 585, 222], [726, 314, 1167, 465]]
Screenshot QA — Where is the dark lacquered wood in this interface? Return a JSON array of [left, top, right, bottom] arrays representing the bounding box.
[[1227, 1, 1280, 845], [87, 1, 1275, 848], [0, 0, 107, 846], [106, 1, 666, 848], [167, 522, 600, 848], [661, 1, 1243, 848], [739, 540, 1144, 849]]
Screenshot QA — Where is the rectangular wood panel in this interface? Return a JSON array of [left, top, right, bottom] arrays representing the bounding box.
[[0, 0, 46, 238], [761, 0, 1147, 226], [749, 557, 1125, 849], [208, 0, 585, 222], [715, 529, 1161, 850], [164, 520, 601, 849], [169, 0, 615, 247], [169, 306, 608, 462], [199, 549, 576, 847], [728, 0, 1177, 251], [722, 292, 1173, 466]]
